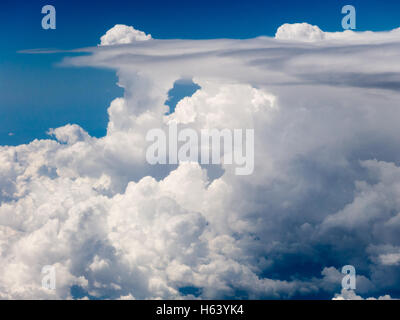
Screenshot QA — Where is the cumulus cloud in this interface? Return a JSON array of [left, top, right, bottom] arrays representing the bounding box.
[[48, 124, 90, 145], [2, 23, 400, 299], [99, 24, 151, 46], [275, 23, 325, 41]]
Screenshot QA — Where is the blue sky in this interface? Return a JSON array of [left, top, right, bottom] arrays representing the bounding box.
[[1, 0, 400, 145]]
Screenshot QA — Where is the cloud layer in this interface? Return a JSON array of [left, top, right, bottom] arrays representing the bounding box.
[[1, 23, 400, 299]]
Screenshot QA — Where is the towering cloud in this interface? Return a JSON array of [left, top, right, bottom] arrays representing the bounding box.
[[1, 23, 400, 299], [99, 24, 152, 46]]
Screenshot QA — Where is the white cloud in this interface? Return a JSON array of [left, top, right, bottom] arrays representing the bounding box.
[[275, 22, 400, 43], [99, 24, 152, 46], [2, 23, 400, 299], [275, 23, 325, 42], [48, 124, 90, 145]]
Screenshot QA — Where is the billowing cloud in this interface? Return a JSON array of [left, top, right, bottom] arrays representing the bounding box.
[[275, 23, 325, 41], [99, 24, 152, 46], [2, 23, 400, 299]]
